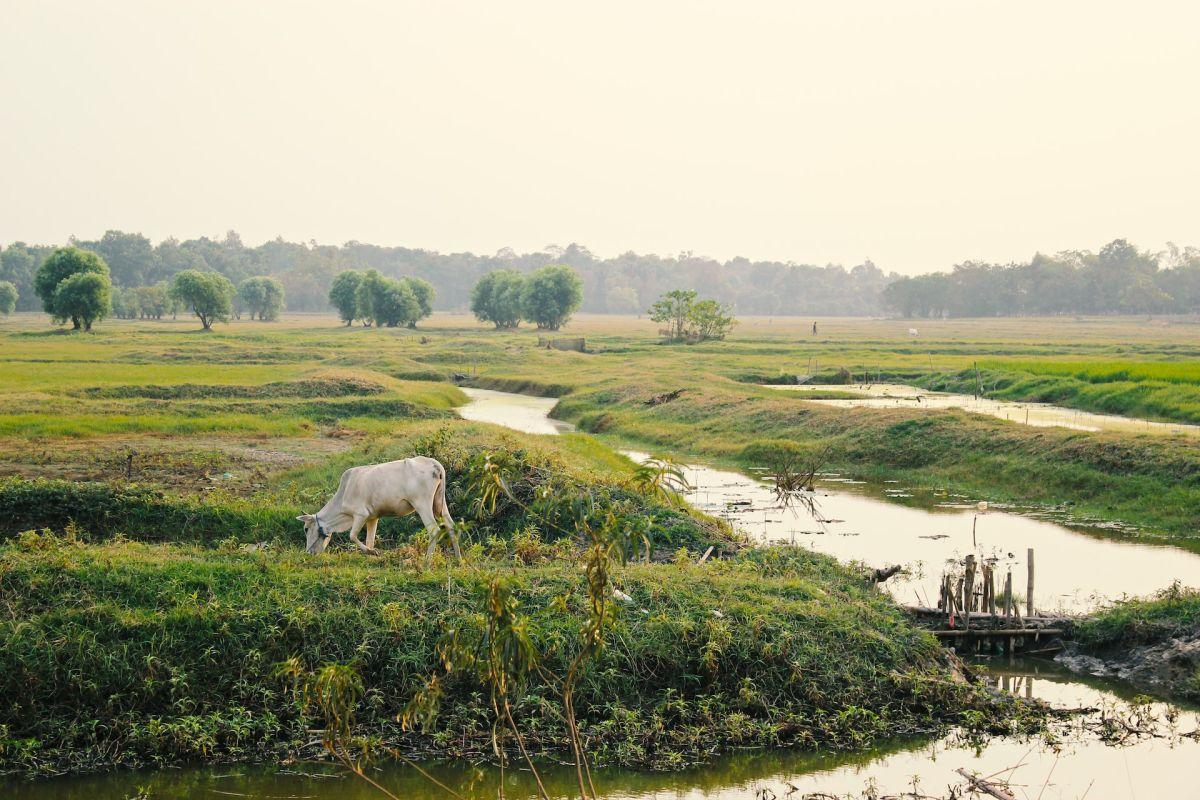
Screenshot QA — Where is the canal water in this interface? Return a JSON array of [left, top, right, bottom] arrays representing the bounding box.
[[458, 388, 1200, 614], [763, 382, 1200, 438]]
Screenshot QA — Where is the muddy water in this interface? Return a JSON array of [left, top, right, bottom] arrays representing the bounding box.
[[765, 382, 1200, 437], [455, 387, 1200, 612], [456, 387, 576, 435], [11, 663, 1198, 799]]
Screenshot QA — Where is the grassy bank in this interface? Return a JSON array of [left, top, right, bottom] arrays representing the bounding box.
[[0, 420, 732, 555], [1069, 586, 1200, 702], [0, 536, 1013, 777]]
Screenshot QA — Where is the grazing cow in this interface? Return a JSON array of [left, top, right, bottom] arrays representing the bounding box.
[[296, 456, 459, 559], [907, 327, 919, 337]]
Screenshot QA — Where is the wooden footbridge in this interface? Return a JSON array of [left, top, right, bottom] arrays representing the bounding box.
[[904, 549, 1075, 656]]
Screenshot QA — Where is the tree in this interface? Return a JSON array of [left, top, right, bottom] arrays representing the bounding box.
[[470, 269, 526, 329], [91, 230, 155, 286], [112, 286, 141, 319], [521, 265, 582, 330], [135, 283, 170, 319], [34, 247, 111, 329], [170, 269, 234, 330], [52, 272, 111, 331], [355, 269, 421, 327], [0, 281, 16, 315], [328, 270, 363, 325], [690, 299, 736, 340], [648, 289, 697, 341], [237, 276, 285, 320], [403, 276, 435, 327]]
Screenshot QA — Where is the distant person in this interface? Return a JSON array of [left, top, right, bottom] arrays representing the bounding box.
[[812, 321, 818, 336]]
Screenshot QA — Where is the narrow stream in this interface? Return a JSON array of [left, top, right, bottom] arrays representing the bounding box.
[[764, 382, 1200, 438], [458, 387, 1200, 614]]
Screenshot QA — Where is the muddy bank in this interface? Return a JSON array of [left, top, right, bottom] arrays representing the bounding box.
[[1058, 632, 1200, 702]]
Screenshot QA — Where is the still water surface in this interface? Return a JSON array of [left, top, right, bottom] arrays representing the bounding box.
[[763, 382, 1200, 438]]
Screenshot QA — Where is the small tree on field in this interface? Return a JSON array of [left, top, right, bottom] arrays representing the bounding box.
[[112, 287, 140, 319], [34, 247, 110, 329], [0, 281, 17, 315], [648, 289, 697, 341], [521, 264, 582, 330], [690, 299, 735, 340], [237, 276, 285, 321], [403, 276, 435, 328], [170, 269, 234, 330], [52, 272, 112, 331], [648, 289, 735, 342], [329, 270, 363, 325], [470, 269, 526, 329]]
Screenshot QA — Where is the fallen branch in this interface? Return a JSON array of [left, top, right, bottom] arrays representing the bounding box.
[[954, 768, 1017, 800]]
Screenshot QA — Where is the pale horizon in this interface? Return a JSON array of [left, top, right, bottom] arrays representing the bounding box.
[[3, 1, 1199, 275]]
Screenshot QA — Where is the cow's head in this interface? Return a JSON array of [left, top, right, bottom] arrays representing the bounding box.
[[297, 514, 331, 555]]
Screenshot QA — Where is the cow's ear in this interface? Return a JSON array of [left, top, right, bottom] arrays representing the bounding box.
[[296, 514, 313, 522]]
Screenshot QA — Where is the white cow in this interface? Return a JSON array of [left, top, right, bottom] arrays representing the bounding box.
[[296, 456, 459, 558]]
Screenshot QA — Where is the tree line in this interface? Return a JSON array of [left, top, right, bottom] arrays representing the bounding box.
[[5, 232, 1200, 321], [882, 240, 1200, 317], [0, 230, 894, 316]]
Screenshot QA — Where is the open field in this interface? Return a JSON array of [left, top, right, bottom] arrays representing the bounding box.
[[1, 311, 1197, 777]]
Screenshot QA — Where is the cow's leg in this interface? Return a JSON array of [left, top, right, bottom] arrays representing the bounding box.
[[435, 480, 461, 560], [419, 500, 455, 560], [364, 517, 379, 554], [347, 514, 370, 553]]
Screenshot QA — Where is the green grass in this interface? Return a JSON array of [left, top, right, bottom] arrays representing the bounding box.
[[0, 536, 1008, 776]]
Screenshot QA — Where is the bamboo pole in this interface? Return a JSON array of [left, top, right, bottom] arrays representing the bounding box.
[[1026, 548, 1035, 618]]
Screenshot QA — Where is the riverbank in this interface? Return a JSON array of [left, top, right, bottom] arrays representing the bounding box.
[[0, 537, 1017, 777], [1059, 585, 1200, 702]]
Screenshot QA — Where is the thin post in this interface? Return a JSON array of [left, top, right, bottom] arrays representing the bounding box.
[[1026, 548, 1035, 618]]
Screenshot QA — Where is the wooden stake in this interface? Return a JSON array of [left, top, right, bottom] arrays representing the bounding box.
[[1026, 547, 1035, 618]]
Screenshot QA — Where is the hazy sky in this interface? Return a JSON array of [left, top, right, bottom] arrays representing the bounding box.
[[2, 1, 1198, 274]]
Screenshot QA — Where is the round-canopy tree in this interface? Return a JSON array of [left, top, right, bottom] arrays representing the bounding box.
[[237, 276, 285, 321], [0, 281, 17, 315], [170, 269, 234, 330], [52, 272, 112, 331], [403, 276, 435, 328], [470, 269, 526, 329], [521, 264, 582, 330], [328, 270, 363, 325], [34, 247, 111, 329]]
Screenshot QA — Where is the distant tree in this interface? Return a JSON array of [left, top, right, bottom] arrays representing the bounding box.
[[690, 299, 736, 340], [0, 244, 37, 311], [521, 264, 582, 330], [135, 283, 170, 319], [403, 276, 435, 327], [237, 276, 285, 320], [354, 269, 421, 327], [470, 269, 526, 329], [0, 281, 17, 315], [170, 269, 234, 330], [329, 270, 363, 325], [34, 247, 110, 329], [91, 230, 155, 286], [52, 272, 112, 331], [648, 289, 697, 341], [111, 286, 140, 319]]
